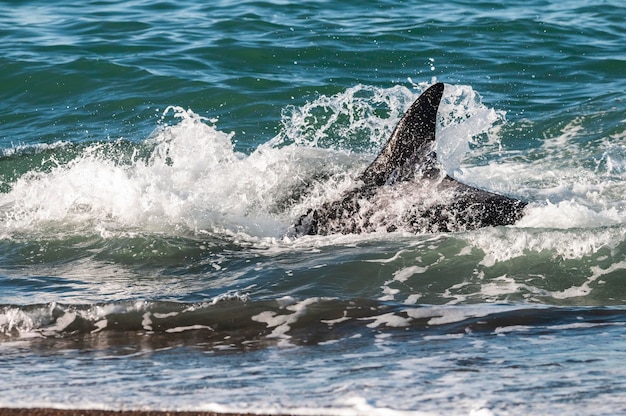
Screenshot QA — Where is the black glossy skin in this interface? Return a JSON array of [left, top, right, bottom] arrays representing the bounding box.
[[294, 83, 528, 236]]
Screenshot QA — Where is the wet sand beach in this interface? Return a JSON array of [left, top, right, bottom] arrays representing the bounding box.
[[0, 410, 279, 416]]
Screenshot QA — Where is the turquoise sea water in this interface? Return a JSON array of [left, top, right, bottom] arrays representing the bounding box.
[[2, 1, 626, 414]]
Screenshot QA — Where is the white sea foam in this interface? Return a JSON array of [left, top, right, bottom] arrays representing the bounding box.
[[362, 312, 411, 328], [0, 108, 299, 238], [0, 306, 38, 336], [0, 141, 72, 157], [268, 84, 416, 151], [251, 297, 326, 342], [165, 324, 213, 333], [552, 260, 626, 299], [0, 301, 153, 338], [0, 82, 495, 241], [1, 82, 625, 246], [465, 226, 625, 267], [404, 304, 514, 326]]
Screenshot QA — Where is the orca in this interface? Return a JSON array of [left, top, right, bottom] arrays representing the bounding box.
[[293, 83, 527, 235]]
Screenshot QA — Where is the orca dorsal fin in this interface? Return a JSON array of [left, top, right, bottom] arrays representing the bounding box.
[[360, 82, 444, 186]]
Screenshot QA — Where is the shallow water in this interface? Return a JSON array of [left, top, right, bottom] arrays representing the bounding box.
[[2, 0, 626, 415]]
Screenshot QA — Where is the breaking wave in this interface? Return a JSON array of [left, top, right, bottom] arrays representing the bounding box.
[[2, 81, 623, 242]]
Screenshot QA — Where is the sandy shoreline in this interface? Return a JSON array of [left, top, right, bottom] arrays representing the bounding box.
[[0, 410, 282, 416]]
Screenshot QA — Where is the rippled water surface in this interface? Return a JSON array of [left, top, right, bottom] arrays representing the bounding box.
[[2, 1, 626, 415]]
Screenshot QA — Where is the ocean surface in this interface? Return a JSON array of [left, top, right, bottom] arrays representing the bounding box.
[[1, 1, 626, 415]]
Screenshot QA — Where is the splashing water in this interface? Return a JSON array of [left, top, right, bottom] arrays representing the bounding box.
[[2, 82, 625, 244], [0, 83, 495, 239]]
